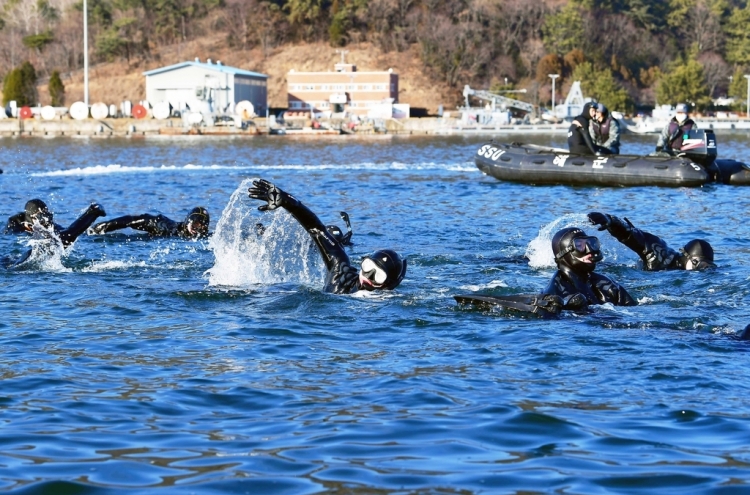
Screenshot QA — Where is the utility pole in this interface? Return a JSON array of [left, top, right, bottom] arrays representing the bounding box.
[[548, 74, 559, 119], [745, 75, 750, 119]]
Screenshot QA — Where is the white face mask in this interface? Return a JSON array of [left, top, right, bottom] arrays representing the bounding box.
[[676, 112, 687, 123]]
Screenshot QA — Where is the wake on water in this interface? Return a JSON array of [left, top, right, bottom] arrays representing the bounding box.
[[206, 178, 326, 288]]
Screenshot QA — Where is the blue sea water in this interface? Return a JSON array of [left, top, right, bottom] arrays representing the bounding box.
[[2, 133, 750, 494]]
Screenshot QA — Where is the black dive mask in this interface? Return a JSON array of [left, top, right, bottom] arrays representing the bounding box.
[[556, 235, 603, 274], [679, 239, 715, 271], [555, 236, 602, 261]]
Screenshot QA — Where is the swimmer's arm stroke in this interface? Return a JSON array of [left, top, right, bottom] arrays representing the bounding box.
[[248, 179, 348, 271]]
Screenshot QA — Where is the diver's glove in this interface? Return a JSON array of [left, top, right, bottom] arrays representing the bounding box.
[[563, 293, 588, 311], [588, 212, 632, 239], [248, 179, 291, 211], [88, 203, 107, 218], [588, 212, 611, 231]]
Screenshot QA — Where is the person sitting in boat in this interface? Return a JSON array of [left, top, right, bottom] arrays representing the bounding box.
[[655, 103, 697, 155], [248, 178, 406, 294], [590, 103, 620, 155], [89, 207, 210, 239], [588, 212, 715, 271], [568, 102, 608, 155], [543, 227, 637, 311], [5, 198, 106, 247]]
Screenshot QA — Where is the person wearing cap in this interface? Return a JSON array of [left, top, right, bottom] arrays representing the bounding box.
[[543, 226, 637, 311], [247, 179, 406, 294], [89, 207, 210, 239], [5, 198, 106, 247], [655, 103, 697, 155], [590, 103, 621, 154], [588, 212, 715, 271]]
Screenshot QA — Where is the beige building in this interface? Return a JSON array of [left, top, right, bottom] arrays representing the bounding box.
[[286, 60, 399, 116]]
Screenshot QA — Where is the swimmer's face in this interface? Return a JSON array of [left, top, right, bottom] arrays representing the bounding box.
[[186, 217, 209, 238], [359, 257, 388, 291], [28, 211, 53, 230]]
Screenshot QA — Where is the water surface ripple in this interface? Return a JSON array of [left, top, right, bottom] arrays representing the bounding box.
[[2, 134, 750, 494]]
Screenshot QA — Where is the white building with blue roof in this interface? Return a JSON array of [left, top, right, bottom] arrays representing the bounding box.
[[143, 58, 268, 116]]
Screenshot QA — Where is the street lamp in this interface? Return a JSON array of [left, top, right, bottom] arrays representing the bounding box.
[[744, 75, 750, 119], [548, 74, 559, 119], [83, 0, 89, 107]]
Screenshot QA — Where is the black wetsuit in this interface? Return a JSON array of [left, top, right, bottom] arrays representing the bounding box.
[[567, 103, 601, 155], [277, 196, 360, 293], [543, 265, 637, 310], [591, 214, 686, 271], [6, 204, 105, 247], [90, 214, 201, 239]]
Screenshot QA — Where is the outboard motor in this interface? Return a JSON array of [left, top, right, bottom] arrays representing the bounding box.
[[680, 129, 717, 167]]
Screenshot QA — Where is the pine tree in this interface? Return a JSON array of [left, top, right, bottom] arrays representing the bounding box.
[[49, 70, 65, 107], [2, 69, 24, 106], [19, 61, 38, 106]]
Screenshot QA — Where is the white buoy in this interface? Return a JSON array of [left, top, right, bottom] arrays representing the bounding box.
[[236, 100, 255, 119], [41, 106, 57, 120], [90, 102, 109, 119], [152, 101, 171, 120], [69, 101, 89, 120], [187, 112, 203, 125]]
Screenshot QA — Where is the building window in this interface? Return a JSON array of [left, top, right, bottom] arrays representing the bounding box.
[[322, 85, 330, 90], [305, 84, 315, 90], [334, 84, 344, 91], [362, 84, 372, 91], [375, 84, 385, 90], [346, 84, 355, 90]]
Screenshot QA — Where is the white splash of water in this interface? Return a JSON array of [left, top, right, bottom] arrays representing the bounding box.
[[206, 178, 325, 288], [12, 226, 69, 272], [82, 260, 148, 272], [525, 213, 591, 268]]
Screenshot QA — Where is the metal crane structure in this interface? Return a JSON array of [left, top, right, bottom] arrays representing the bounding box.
[[462, 85, 534, 115]]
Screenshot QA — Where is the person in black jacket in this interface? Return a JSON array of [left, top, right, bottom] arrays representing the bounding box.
[[248, 179, 406, 294], [588, 212, 715, 271], [543, 227, 637, 310], [89, 207, 210, 239], [568, 102, 607, 155], [6, 198, 106, 247]]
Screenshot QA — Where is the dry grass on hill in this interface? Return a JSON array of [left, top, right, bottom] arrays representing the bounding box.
[[36, 37, 458, 115]]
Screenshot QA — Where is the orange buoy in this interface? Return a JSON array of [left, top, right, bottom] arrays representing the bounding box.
[[132, 104, 148, 119], [19, 106, 33, 119]]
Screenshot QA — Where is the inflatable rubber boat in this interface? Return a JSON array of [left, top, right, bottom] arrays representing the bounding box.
[[475, 129, 750, 187]]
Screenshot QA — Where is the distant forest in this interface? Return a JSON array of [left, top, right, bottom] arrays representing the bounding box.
[[2, 0, 750, 112]]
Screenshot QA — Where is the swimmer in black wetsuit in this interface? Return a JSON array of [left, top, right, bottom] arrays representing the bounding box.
[[5, 198, 106, 247], [89, 207, 210, 239], [588, 212, 715, 271], [543, 227, 637, 310], [325, 211, 353, 246], [247, 179, 406, 293]]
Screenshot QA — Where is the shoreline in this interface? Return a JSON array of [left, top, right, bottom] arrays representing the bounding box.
[[2, 117, 750, 138], [0, 117, 572, 138]]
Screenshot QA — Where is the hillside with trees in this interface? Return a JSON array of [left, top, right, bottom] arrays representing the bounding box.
[[2, 0, 750, 114]]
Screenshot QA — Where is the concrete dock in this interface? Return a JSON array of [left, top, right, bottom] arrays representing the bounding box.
[[0, 116, 572, 138]]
